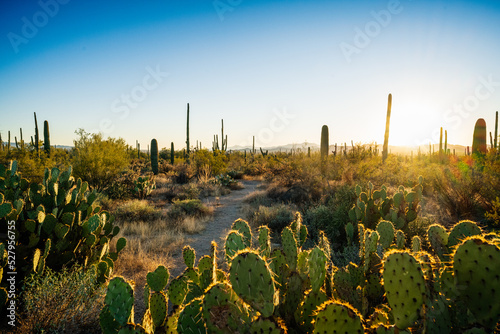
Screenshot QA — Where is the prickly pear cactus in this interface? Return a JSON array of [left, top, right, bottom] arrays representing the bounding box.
[[182, 246, 196, 269], [281, 226, 298, 271], [382, 250, 426, 329], [229, 250, 277, 317], [308, 246, 327, 293], [376, 220, 395, 249], [178, 297, 207, 333], [146, 265, 169, 292], [258, 225, 271, 258], [103, 277, 135, 327], [231, 219, 252, 248], [448, 220, 482, 247], [313, 300, 364, 333], [225, 230, 246, 261], [452, 237, 500, 330], [427, 224, 449, 260]]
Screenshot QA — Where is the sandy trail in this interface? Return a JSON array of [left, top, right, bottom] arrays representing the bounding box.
[[167, 179, 262, 279]]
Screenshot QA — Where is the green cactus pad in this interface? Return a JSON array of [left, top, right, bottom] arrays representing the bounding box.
[[149, 291, 168, 328], [231, 218, 252, 248], [295, 289, 328, 332], [99, 305, 121, 333], [411, 236, 421, 253], [427, 224, 449, 260], [225, 230, 246, 260], [452, 237, 500, 330], [104, 277, 135, 327], [117, 323, 148, 334], [116, 237, 127, 253], [258, 225, 271, 258], [424, 294, 451, 334], [448, 220, 482, 247], [281, 226, 298, 271], [168, 276, 189, 306], [182, 245, 196, 269], [382, 250, 426, 329], [229, 250, 277, 318], [313, 300, 364, 333], [197, 255, 213, 273], [146, 265, 169, 292], [377, 220, 395, 249], [202, 282, 250, 333], [249, 317, 286, 334], [177, 297, 207, 333], [308, 246, 327, 293], [395, 230, 406, 249]]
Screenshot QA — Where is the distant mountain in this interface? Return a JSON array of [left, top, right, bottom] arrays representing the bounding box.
[[229, 142, 469, 155], [229, 142, 319, 152]]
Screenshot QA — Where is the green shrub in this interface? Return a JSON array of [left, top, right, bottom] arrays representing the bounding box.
[[114, 200, 164, 222], [250, 204, 295, 233], [167, 199, 212, 221], [71, 129, 129, 191], [19, 265, 104, 333]]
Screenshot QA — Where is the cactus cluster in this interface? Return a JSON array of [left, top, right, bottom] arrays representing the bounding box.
[[349, 177, 422, 230], [0, 161, 125, 310], [100, 213, 500, 333]]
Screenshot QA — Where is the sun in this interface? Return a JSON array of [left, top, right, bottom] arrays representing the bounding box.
[[387, 104, 442, 148]]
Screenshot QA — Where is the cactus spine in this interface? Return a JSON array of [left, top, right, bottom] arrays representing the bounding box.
[[151, 139, 158, 175], [382, 93, 392, 162], [43, 120, 50, 155], [472, 118, 487, 154]]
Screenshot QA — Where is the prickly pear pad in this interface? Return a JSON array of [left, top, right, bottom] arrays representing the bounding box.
[[146, 265, 169, 292], [182, 245, 196, 269], [313, 300, 364, 333], [104, 276, 135, 327], [149, 291, 167, 328], [231, 218, 252, 248], [376, 220, 395, 249], [448, 220, 482, 247], [178, 297, 207, 333], [382, 250, 426, 330], [229, 250, 277, 317], [452, 237, 500, 330]]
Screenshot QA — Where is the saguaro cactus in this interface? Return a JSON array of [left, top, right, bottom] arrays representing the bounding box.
[[472, 118, 487, 154], [34, 112, 39, 157], [382, 93, 392, 162], [151, 139, 158, 175], [170, 142, 174, 165], [495, 111, 498, 149], [44, 120, 50, 155], [186, 103, 190, 157], [320, 125, 329, 160]]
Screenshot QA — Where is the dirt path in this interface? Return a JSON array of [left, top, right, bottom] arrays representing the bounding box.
[[167, 179, 262, 279]]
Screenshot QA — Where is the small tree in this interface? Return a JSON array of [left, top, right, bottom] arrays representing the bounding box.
[[72, 129, 129, 191]]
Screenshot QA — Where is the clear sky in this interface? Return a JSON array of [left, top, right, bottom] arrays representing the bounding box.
[[1, 0, 500, 150]]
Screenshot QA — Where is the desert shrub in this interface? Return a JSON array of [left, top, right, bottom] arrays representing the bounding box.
[[249, 204, 295, 233], [18, 265, 104, 334], [167, 199, 213, 221], [305, 185, 357, 250], [402, 217, 434, 249], [114, 200, 164, 222], [71, 129, 129, 191], [432, 163, 485, 221], [172, 163, 194, 184]]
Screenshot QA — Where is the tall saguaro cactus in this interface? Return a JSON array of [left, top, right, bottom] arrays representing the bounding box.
[[472, 118, 487, 155], [151, 139, 159, 175], [44, 120, 50, 155], [170, 142, 175, 165], [186, 103, 190, 157], [444, 129, 448, 155], [382, 93, 392, 162], [34, 112, 39, 157], [320, 125, 329, 160], [495, 111, 498, 150]]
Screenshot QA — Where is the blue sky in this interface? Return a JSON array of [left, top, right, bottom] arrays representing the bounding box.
[[1, 0, 500, 149]]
